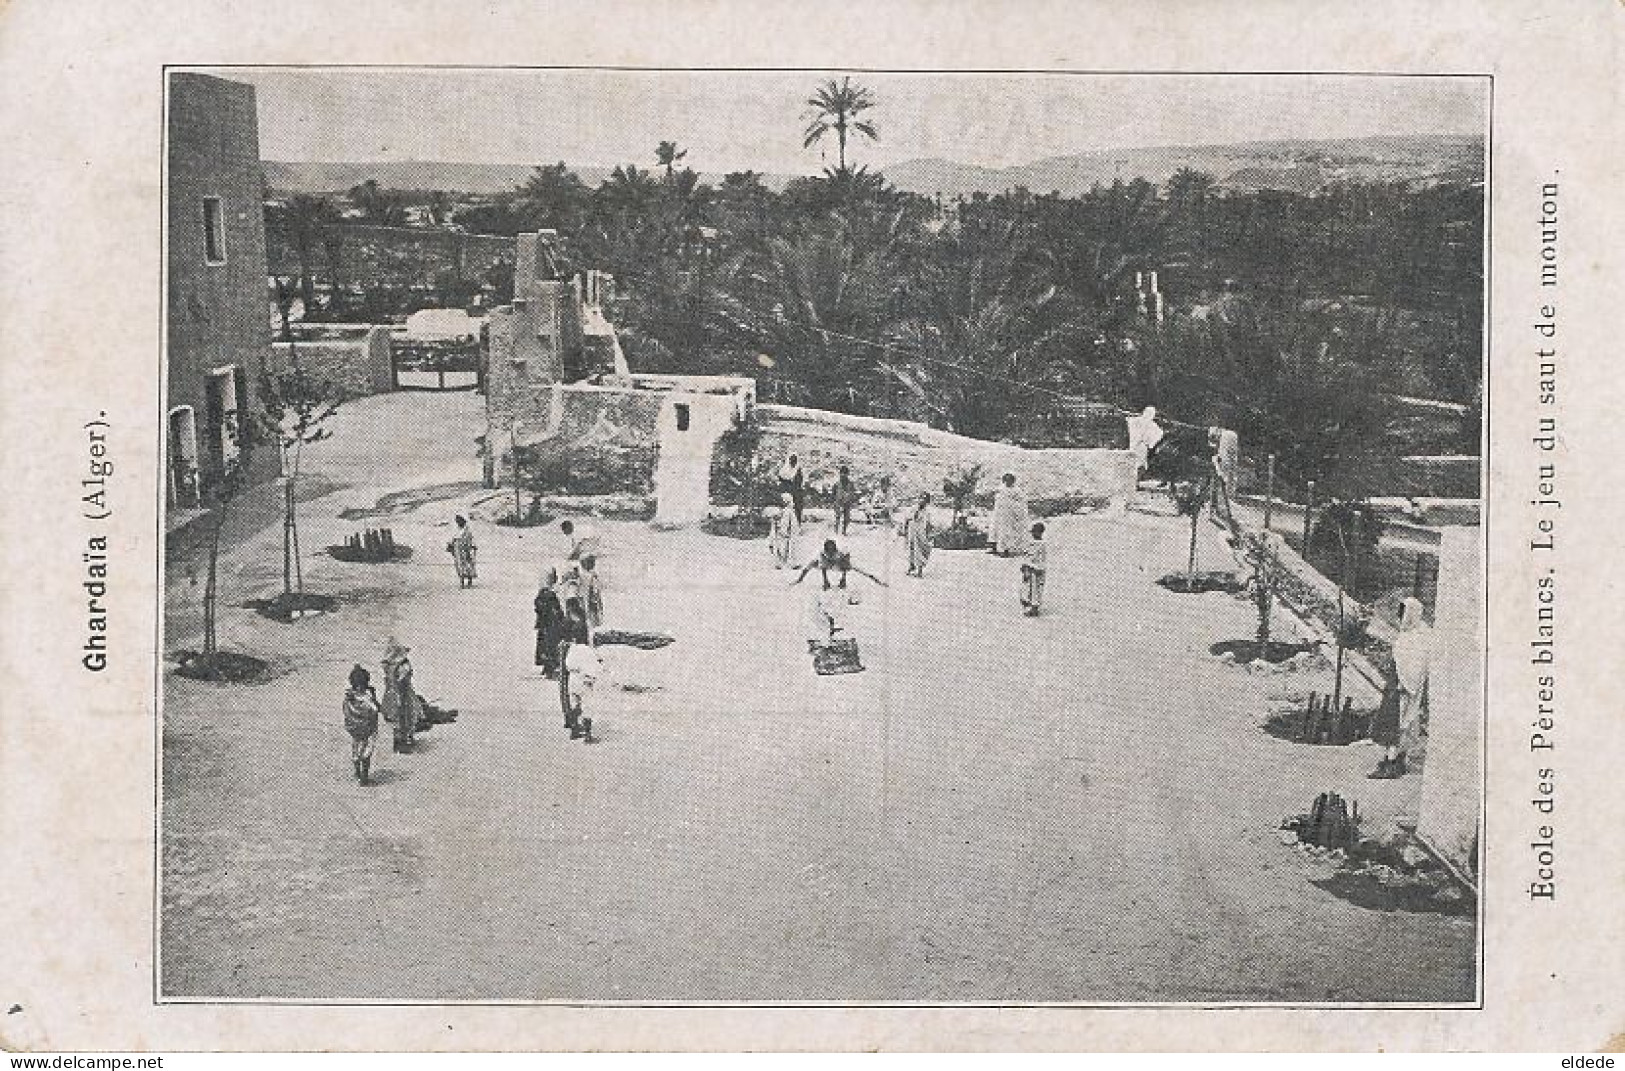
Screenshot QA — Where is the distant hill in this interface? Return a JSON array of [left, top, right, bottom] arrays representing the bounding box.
[[264, 134, 1483, 199], [263, 160, 798, 196], [879, 134, 1484, 197], [264, 160, 593, 195]]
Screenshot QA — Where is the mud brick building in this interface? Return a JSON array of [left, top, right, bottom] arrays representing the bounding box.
[[484, 232, 754, 524], [165, 73, 279, 517]]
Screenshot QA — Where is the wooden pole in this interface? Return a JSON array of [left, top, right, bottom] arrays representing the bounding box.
[[1303, 479, 1315, 550], [1263, 453, 1276, 531], [510, 425, 523, 523]]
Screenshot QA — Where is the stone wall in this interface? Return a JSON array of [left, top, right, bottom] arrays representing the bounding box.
[[730, 404, 1135, 513], [1234, 526, 1393, 700], [270, 326, 394, 399], [760, 406, 1131, 510], [506, 385, 666, 496]]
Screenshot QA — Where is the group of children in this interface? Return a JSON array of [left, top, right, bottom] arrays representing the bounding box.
[[340, 516, 611, 782], [342, 471, 1057, 775], [339, 636, 435, 785], [538, 520, 605, 742], [769, 461, 1054, 631]]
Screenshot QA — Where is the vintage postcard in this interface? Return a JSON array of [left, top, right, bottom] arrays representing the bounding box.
[[1, 0, 1620, 1053]]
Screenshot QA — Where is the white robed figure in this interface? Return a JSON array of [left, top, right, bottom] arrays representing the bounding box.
[[1126, 407, 1165, 482], [1372, 596, 1434, 778], [990, 472, 1031, 557], [1208, 426, 1241, 523]]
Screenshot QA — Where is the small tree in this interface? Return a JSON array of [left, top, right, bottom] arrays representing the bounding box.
[[942, 462, 984, 529], [199, 421, 252, 665], [271, 275, 298, 342], [711, 415, 772, 519], [1327, 503, 1378, 717], [1251, 540, 1277, 653], [257, 344, 342, 597], [1309, 498, 1385, 599], [1170, 474, 1210, 586]]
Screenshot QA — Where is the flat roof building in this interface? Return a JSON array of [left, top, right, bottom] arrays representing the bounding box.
[[165, 72, 279, 519]]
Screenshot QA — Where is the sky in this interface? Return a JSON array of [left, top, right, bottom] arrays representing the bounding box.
[[213, 68, 1489, 176]]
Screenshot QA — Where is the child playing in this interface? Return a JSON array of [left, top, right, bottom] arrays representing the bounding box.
[[343, 664, 382, 784], [563, 626, 603, 742], [1020, 522, 1048, 616], [792, 538, 886, 593], [831, 465, 857, 535], [577, 554, 605, 638], [769, 492, 800, 569]]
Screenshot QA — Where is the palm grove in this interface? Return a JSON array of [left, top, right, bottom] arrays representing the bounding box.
[[266, 77, 1483, 500]]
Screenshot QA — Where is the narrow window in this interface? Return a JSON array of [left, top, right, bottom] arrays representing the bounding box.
[[202, 197, 226, 264], [675, 403, 691, 431]]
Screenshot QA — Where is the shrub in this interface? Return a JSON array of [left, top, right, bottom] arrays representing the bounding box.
[[932, 519, 989, 551], [709, 416, 773, 512], [1031, 492, 1110, 518], [1307, 499, 1386, 598], [941, 462, 984, 527]]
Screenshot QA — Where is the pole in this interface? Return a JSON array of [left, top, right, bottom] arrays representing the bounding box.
[[1303, 479, 1316, 550], [510, 425, 523, 523], [1263, 453, 1276, 531]]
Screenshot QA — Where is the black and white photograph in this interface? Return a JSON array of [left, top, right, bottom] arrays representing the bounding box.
[[155, 67, 1490, 1004]]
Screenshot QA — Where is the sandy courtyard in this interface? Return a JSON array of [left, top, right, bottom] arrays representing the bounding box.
[[160, 392, 1475, 1002]]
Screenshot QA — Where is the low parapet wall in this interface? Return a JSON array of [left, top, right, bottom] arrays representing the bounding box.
[[270, 325, 394, 398], [1236, 526, 1390, 695], [752, 404, 1135, 511]]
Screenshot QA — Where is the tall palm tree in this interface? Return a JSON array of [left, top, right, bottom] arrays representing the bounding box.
[[519, 162, 588, 230], [712, 228, 895, 411], [803, 76, 879, 173], [891, 231, 1077, 436], [655, 140, 688, 179], [285, 194, 340, 311], [599, 164, 660, 208]]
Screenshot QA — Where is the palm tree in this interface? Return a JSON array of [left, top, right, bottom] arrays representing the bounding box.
[[712, 229, 894, 411], [285, 194, 339, 311], [349, 179, 407, 226], [599, 164, 660, 209], [720, 170, 767, 196], [518, 162, 588, 230], [803, 76, 879, 173], [427, 190, 451, 226], [655, 140, 688, 179]]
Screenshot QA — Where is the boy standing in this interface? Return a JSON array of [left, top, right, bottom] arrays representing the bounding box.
[[769, 492, 799, 569], [1020, 522, 1048, 616], [577, 554, 605, 638], [563, 629, 603, 742], [447, 514, 477, 587], [831, 465, 856, 536], [343, 665, 382, 784], [561, 518, 600, 561]]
